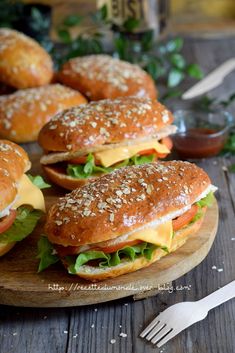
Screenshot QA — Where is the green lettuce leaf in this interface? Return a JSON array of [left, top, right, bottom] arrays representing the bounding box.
[[0, 207, 43, 245], [67, 250, 110, 274], [66, 242, 159, 274], [67, 153, 113, 179], [196, 191, 215, 208], [190, 207, 204, 224], [37, 236, 59, 272], [67, 153, 156, 179], [27, 174, 51, 189], [190, 191, 215, 224], [130, 154, 155, 165]]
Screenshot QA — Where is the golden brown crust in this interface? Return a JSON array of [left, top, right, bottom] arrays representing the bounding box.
[[40, 125, 176, 166], [63, 215, 205, 281], [0, 140, 30, 211], [38, 97, 173, 152], [45, 161, 211, 246], [0, 84, 87, 143], [0, 242, 16, 257], [42, 165, 97, 191], [58, 54, 157, 101], [0, 28, 53, 89]]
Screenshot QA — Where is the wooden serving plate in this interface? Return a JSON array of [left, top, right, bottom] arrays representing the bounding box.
[[0, 156, 219, 307]]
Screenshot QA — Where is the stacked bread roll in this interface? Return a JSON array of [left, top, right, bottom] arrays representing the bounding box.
[[0, 28, 87, 143]]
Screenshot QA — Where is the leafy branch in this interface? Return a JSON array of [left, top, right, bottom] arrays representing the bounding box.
[[193, 93, 235, 112], [56, 5, 203, 94]]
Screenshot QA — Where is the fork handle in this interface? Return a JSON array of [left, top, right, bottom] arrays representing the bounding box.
[[198, 280, 235, 312]]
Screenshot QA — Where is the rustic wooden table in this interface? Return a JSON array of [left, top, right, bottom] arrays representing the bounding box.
[[1, 37, 235, 353]]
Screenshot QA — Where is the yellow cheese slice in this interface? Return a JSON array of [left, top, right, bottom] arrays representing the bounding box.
[[128, 220, 173, 249], [12, 174, 45, 212], [94, 139, 170, 167]]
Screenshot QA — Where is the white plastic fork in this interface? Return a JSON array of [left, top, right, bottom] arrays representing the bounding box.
[[140, 280, 235, 347]]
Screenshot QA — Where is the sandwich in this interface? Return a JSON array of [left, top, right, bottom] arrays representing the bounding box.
[[0, 84, 87, 143], [0, 140, 46, 256], [0, 28, 53, 89], [58, 54, 157, 100], [37, 161, 216, 281], [38, 96, 176, 190]]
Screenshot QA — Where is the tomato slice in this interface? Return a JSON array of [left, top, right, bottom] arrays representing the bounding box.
[[137, 138, 173, 159], [0, 210, 17, 234], [137, 149, 157, 156], [95, 239, 141, 253], [172, 205, 199, 231], [161, 137, 173, 151], [55, 239, 142, 257], [155, 137, 173, 159], [68, 155, 102, 165], [54, 244, 81, 257], [68, 156, 87, 164]]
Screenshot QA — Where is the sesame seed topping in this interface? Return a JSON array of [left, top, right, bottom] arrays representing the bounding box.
[[48, 161, 209, 241], [65, 55, 148, 93], [0, 84, 82, 133]]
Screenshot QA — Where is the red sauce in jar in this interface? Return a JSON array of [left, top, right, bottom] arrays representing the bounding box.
[[173, 128, 227, 158]]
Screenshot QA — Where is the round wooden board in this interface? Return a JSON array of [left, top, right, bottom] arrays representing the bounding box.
[[0, 197, 219, 307]]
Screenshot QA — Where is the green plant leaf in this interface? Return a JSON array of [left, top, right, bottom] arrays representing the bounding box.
[[161, 89, 182, 102], [166, 37, 184, 53], [229, 164, 235, 172], [100, 4, 108, 20], [27, 174, 51, 189], [57, 28, 72, 43], [186, 64, 204, 79], [220, 92, 235, 107], [168, 68, 185, 87], [63, 14, 83, 27], [37, 236, 59, 272], [145, 60, 165, 80], [141, 30, 154, 51], [192, 95, 216, 112], [114, 36, 129, 60], [92, 4, 108, 23], [170, 53, 186, 69], [223, 133, 235, 154], [123, 18, 140, 32]]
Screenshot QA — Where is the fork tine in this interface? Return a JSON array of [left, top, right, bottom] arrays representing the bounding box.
[[156, 328, 181, 347], [140, 316, 160, 338], [145, 322, 165, 341], [151, 325, 172, 344]]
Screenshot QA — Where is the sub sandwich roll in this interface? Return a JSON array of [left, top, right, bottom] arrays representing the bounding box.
[[39, 96, 176, 190], [0, 84, 87, 143], [0, 28, 53, 89], [58, 54, 157, 100], [0, 140, 45, 256], [38, 161, 217, 280]]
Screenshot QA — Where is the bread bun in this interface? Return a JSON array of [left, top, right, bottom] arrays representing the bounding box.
[[0, 140, 30, 212], [0, 84, 87, 143], [63, 215, 205, 281], [0, 28, 53, 89], [0, 241, 16, 257], [42, 165, 96, 191], [45, 161, 211, 247], [58, 54, 157, 100], [39, 97, 173, 153]]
